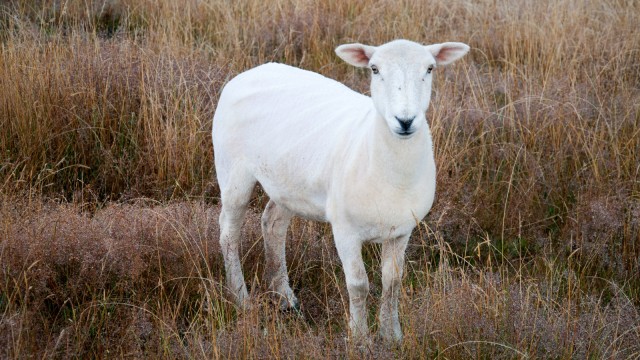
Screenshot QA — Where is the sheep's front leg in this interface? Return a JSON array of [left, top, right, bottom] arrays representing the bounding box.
[[334, 233, 369, 340], [379, 234, 409, 342]]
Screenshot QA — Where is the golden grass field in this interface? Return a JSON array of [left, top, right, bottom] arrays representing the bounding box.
[[1, 0, 639, 358]]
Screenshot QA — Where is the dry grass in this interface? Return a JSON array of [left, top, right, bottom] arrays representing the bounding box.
[[2, 199, 638, 358], [1, 0, 639, 358]]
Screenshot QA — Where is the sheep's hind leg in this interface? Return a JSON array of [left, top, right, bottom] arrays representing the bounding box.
[[218, 168, 256, 309], [379, 234, 409, 342], [261, 200, 298, 311]]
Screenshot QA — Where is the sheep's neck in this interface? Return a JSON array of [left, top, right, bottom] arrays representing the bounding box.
[[367, 113, 433, 189]]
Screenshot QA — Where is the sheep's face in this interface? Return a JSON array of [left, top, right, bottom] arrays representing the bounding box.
[[336, 40, 469, 139]]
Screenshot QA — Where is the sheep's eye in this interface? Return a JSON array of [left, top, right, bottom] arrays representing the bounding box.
[[371, 65, 379, 74], [427, 65, 434, 74]]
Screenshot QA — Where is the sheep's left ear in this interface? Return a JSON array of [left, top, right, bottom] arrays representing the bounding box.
[[425, 42, 470, 66], [335, 43, 377, 68]]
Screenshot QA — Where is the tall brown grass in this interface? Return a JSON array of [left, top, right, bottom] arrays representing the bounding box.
[[1, 0, 639, 358]]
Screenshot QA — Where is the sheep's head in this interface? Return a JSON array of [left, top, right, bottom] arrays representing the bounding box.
[[336, 39, 469, 139]]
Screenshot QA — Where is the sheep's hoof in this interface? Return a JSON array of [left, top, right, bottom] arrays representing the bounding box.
[[378, 328, 403, 344], [346, 334, 373, 351], [290, 299, 300, 311], [280, 298, 303, 317], [237, 297, 253, 312]]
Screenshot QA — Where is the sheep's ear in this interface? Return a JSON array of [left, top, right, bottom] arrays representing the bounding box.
[[335, 43, 377, 67], [425, 42, 470, 66]]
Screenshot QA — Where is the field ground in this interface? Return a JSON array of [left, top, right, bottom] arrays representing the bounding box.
[[1, 0, 639, 358]]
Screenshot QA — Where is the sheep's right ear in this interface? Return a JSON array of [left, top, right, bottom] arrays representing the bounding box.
[[335, 43, 377, 68]]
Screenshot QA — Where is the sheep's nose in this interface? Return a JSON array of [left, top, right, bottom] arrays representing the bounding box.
[[395, 116, 415, 131]]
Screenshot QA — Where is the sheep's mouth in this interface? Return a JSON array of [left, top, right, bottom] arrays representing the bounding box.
[[396, 130, 415, 137]]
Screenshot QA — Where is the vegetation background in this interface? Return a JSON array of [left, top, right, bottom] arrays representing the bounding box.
[[0, 0, 638, 358]]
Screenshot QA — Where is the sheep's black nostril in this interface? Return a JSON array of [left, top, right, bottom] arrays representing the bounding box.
[[395, 116, 415, 131]]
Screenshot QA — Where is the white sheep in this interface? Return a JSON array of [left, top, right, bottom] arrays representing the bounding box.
[[212, 39, 469, 341]]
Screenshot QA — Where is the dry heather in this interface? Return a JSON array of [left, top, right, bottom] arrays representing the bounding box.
[[2, 199, 639, 358], [1, 0, 639, 358]]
